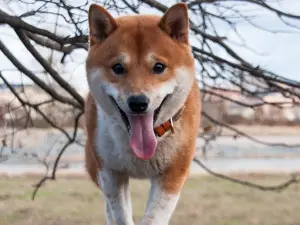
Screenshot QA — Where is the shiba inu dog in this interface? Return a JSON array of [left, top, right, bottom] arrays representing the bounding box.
[[84, 2, 201, 225]]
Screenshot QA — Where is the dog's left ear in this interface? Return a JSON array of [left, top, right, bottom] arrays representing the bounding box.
[[159, 3, 189, 44]]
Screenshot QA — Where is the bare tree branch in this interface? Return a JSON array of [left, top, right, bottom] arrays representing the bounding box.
[[0, 40, 82, 108], [193, 157, 300, 192], [14, 29, 84, 107], [202, 110, 300, 148]]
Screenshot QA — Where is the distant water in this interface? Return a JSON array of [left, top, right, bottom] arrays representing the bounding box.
[[190, 158, 300, 175], [1, 132, 300, 175], [1, 158, 300, 176]]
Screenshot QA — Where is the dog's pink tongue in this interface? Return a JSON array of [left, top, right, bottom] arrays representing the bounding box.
[[128, 113, 157, 160]]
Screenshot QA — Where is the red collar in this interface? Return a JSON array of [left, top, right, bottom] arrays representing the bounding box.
[[154, 105, 185, 137]]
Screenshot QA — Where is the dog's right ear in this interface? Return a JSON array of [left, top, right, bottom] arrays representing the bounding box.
[[88, 4, 118, 45]]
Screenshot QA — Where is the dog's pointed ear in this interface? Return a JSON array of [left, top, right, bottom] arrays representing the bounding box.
[[159, 3, 189, 44], [88, 4, 118, 45]]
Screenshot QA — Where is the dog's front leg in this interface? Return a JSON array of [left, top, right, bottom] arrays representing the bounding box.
[[98, 169, 134, 225], [141, 177, 184, 225]]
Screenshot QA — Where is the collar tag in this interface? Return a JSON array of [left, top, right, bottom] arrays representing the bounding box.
[[170, 117, 175, 134]]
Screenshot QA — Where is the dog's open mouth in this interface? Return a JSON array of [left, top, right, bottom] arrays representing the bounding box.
[[109, 95, 171, 160], [110, 95, 170, 132]]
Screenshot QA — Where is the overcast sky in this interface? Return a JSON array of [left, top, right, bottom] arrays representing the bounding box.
[[0, 0, 299, 93]]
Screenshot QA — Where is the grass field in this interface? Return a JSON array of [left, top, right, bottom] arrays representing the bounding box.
[[0, 175, 299, 225]]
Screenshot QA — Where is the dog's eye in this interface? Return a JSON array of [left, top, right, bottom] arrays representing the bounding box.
[[112, 63, 125, 75], [152, 63, 166, 74]]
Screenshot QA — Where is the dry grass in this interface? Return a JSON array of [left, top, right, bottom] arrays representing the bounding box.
[[0, 175, 300, 225]]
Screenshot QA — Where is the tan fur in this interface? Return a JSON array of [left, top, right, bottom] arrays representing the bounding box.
[[84, 3, 201, 224], [160, 81, 201, 194], [86, 16, 194, 96], [85, 84, 201, 190]]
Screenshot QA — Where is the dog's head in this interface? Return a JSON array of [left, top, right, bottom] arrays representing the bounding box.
[[86, 3, 195, 160]]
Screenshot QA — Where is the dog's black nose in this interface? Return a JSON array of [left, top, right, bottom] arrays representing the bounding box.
[[127, 94, 149, 113]]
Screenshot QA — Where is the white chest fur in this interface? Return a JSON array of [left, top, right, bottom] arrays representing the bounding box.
[[95, 104, 177, 179]]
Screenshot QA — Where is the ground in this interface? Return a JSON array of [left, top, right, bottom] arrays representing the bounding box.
[[0, 174, 299, 225]]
